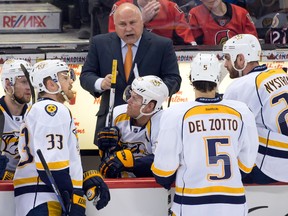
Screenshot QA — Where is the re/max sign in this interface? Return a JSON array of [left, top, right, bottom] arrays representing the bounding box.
[[2, 15, 47, 28]]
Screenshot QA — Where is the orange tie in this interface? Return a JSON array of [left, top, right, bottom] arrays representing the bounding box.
[[124, 44, 133, 82]]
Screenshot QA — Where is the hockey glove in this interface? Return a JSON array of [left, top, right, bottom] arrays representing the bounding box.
[[2, 170, 14, 180], [63, 189, 86, 216], [83, 170, 110, 210], [99, 149, 134, 178], [0, 154, 9, 180], [97, 126, 122, 153]]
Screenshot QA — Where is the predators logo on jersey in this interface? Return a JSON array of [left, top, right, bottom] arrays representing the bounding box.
[[2, 132, 19, 158], [45, 104, 58, 116]]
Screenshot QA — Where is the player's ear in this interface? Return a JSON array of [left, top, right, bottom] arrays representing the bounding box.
[[46, 79, 58, 91], [4, 79, 12, 93], [238, 54, 245, 62], [146, 100, 156, 112]]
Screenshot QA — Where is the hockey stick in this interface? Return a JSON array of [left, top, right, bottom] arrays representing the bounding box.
[[36, 149, 67, 215], [166, 82, 179, 216], [0, 109, 4, 151], [105, 59, 118, 128], [167, 188, 172, 216], [20, 63, 36, 104], [133, 63, 139, 78], [101, 60, 118, 160]]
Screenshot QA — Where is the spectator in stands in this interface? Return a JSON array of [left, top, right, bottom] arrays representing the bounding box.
[[109, 0, 197, 45], [172, 0, 245, 17], [69, 0, 117, 39], [77, 0, 91, 39], [89, 0, 118, 35], [188, 0, 258, 45]]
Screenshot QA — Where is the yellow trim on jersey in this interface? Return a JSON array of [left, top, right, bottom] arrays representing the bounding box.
[[36, 160, 69, 171], [0, 106, 4, 112], [175, 186, 245, 195], [72, 179, 83, 187], [151, 163, 176, 177], [184, 105, 241, 120], [115, 113, 130, 124], [14, 176, 42, 187], [256, 69, 286, 88], [146, 120, 151, 139], [47, 201, 62, 216], [259, 136, 288, 149], [238, 159, 252, 173]]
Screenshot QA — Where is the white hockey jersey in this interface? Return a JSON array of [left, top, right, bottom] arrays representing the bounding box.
[[112, 104, 162, 158], [0, 96, 28, 173], [224, 65, 288, 182], [13, 98, 83, 216], [152, 97, 259, 216]]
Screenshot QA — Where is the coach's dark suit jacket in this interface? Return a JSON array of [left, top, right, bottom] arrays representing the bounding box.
[[80, 29, 181, 145]]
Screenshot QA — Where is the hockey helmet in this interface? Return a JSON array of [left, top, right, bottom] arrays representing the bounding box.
[[1, 59, 32, 90], [124, 75, 169, 113], [30, 59, 70, 93], [190, 53, 221, 85], [223, 34, 261, 66]]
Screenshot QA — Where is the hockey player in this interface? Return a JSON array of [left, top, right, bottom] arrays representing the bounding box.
[[223, 34, 288, 183], [98, 75, 169, 178], [13, 60, 110, 216], [0, 59, 32, 180], [108, 0, 197, 45], [152, 53, 259, 216], [188, 0, 258, 45]]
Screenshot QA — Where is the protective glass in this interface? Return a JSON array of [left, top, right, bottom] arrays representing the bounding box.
[[123, 85, 144, 105]]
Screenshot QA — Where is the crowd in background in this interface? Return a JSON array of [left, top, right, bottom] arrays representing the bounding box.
[[49, 0, 285, 44]]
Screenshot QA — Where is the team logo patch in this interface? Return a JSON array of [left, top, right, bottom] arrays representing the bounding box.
[[45, 104, 58, 116], [35, 61, 48, 70], [150, 79, 161, 87], [215, 30, 230, 45]]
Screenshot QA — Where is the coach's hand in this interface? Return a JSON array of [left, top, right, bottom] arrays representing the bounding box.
[[83, 170, 110, 210], [97, 126, 121, 153], [99, 150, 134, 178], [0, 154, 9, 180]]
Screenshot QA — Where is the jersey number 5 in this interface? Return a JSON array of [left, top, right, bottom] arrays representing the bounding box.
[[205, 137, 231, 181]]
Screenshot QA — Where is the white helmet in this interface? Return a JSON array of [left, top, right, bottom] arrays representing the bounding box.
[[1, 59, 32, 90], [222, 34, 261, 69], [124, 75, 169, 116], [190, 53, 220, 85], [30, 59, 69, 94]]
